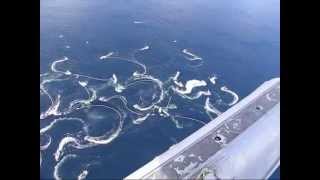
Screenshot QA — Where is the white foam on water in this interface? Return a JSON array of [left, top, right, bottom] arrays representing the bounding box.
[[78, 169, 89, 180], [54, 136, 78, 162], [178, 90, 211, 100], [99, 52, 114, 60], [204, 97, 222, 118], [139, 46, 150, 51], [173, 71, 180, 81], [68, 87, 97, 112], [40, 134, 52, 151], [209, 76, 218, 85], [174, 80, 207, 95], [170, 116, 183, 129], [112, 74, 118, 84], [157, 106, 170, 117], [190, 90, 211, 99], [54, 154, 77, 180], [99, 95, 127, 104], [133, 113, 151, 124], [78, 81, 88, 87], [40, 43, 240, 178], [111, 74, 126, 93], [40, 95, 62, 119], [182, 49, 203, 61], [51, 57, 71, 75], [133, 104, 149, 112], [40, 117, 84, 134], [167, 104, 177, 110], [84, 123, 122, 145], [99, 95, 143, 116], [84, 105, 124, 145], [172, 71, 184, 88], [220, 86, 239, 106], [174, 115, 206, 126], [131, 74, 165, 111], [133, 21, 144, 24], [65, 70, 72, 75]]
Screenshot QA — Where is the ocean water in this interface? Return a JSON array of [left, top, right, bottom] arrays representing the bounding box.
[[40, 0, 279, 179]]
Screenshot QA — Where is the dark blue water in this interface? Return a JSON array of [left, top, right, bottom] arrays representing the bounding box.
[[40, 0, 279, 179]]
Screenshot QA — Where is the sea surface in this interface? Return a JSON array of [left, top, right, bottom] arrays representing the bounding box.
[[40, 0, 279, 179]]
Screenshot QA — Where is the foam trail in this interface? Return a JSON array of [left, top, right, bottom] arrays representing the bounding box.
[[131, 74, 165, 112], [54, 136, 79, 162], [84, 122, 122, 145], [170, 116, 183, 129], [99, 95, 127, 103], [173, 71, 180, 81], [133, 21, 144, 24], [99, 95, 143, 115], [167, 104, 177, 110], [68, 87, 97, 112], [220, 86, 239, 106], [84, 105, 124, 145], [139, 46, 150, 51], [209, 76, 218, 85], [172, 71, 184, 88], [40, 95, 62, 119], [40, 73, 70, 88], [133, 113, 151, 124], [54, 154, 77, 180], [170, 72, 210, 99], [40, 117, 84, 134], [112, 73, 118, 83], [112, 74, 125, 93], [78, 169, 89, 180], [40, 134, 52, 150], [40, 75, 70, 117], [51, 57, 72, 75], [74, 74, 111, 82], [179, 90, 211, 100], [40, 42, 237, 177], [174, 115, 206, 126], [48, 61, 111, 82], [174, 80, 207, 95], [166, 96, 173, 107], [78, 81, 88, 87], [204, 97, 222, 119], [54, 136, 97, 161], [182, 49, 203, 61], [99, 52, 114, 60], [40, 87, 54, 115], [156, 106, 170, 117]]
